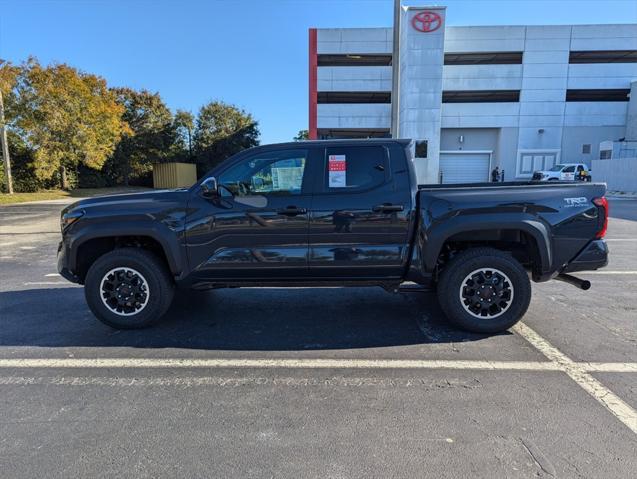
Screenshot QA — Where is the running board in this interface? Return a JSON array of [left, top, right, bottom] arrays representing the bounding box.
[[394, 283, 434, 294]]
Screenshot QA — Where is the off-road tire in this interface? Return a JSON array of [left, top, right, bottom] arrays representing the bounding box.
[[84, 248, 174, 329], [437, 247, 531, 333]]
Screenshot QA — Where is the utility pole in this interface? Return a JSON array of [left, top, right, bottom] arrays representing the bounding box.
[[0, 89, 13, 194], [390, 0, 401, 138]]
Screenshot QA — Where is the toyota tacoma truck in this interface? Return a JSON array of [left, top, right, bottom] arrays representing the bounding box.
[[58, 139, 609, 333]]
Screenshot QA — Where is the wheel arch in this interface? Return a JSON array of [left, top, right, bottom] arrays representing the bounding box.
[[423, 217, 551, 279], [68, 223, 183, 283]]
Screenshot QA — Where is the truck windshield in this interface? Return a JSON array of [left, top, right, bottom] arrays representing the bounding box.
[[549, 165, 565, 171]]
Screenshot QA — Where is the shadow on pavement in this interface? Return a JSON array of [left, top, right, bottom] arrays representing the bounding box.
[[608, 198, 637, 222], [0, 287, 506, 350]]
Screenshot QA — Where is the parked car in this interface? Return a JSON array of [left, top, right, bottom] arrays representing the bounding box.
[[533, 163, 591, 182], [58, 139, 609, 333]]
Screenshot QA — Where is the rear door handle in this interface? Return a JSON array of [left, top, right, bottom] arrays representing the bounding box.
[[277, 206, 307, 216], [372, 204, 404, 213]]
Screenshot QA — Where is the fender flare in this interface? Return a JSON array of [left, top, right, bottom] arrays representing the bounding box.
[[67, 221, 183, 276], [421, 213, 552, 274]]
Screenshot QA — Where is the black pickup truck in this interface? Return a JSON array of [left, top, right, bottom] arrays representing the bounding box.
[[58, 139, 609, 333]]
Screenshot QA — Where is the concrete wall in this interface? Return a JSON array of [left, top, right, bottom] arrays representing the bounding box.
[[397, 6, 446, 184], [316, 28, 392, 54], [561, 126, 627, 165], [318, 66, 392, 92], [591, 158, 637, 192], [317, 103, 390, 129]]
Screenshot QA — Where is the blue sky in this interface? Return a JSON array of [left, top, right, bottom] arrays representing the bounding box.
[[1, 0, 636, 143]]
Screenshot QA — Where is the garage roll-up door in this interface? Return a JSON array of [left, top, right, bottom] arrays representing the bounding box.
[[439, 152, 491, 184]]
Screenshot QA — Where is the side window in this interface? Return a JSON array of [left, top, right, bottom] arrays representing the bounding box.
[[219, 150, 307, 196], [563, 166, 576, 173], [324, 146, 387, 192], [577, 165, 584, 172]]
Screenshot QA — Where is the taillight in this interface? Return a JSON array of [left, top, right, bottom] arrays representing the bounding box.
[[592, 197, 608, 239]]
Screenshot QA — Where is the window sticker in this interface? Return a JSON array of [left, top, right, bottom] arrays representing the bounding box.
[[328, 154, 346, 188]]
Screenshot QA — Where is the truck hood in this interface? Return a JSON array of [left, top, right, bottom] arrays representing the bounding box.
[[62, 188, 189, 216]]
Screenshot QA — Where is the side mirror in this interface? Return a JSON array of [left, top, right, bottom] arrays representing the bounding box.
[[201, 177, 218, 198]]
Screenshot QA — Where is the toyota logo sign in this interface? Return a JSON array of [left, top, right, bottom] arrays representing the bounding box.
[[411, 11, 442, 32]]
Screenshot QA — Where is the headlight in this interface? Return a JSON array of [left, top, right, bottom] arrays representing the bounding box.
[[61, 210, 84, 232]]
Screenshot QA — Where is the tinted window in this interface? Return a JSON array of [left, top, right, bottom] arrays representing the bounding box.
[[324, 146, 387, 191], [219, 149, 307, 196], [577, 165, 584, 172], [563, 166, 576, 173]]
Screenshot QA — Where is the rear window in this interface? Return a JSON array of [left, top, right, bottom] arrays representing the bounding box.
[[323, 146, 388, 191]]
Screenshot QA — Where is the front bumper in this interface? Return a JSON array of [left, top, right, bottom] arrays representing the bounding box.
[[57, 240, 80, 284], [562, 239, 609, 273]]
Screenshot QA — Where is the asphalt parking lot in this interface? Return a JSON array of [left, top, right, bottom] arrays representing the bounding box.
[[0, 197, 635, 478]]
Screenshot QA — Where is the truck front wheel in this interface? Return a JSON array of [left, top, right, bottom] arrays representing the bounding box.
[[84, 248, 175, 329], [437, 248, 531, 333]]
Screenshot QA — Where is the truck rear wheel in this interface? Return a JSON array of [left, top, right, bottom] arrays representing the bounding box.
[[437, 247, 531, 333], [84, 248, 174, 329]]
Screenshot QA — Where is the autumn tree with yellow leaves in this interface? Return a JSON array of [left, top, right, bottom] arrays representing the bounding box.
[[9, 58, 129, 188]]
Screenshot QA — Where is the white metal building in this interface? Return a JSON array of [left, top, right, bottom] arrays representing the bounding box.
[[308, 5, 637, 184]]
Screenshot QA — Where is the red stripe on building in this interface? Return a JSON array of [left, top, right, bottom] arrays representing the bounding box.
[[308, 28, 318, 140]]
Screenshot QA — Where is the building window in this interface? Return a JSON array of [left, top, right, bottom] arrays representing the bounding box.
[[317, 91, 391, 104], [569, 50, 637, 63], [444, 52, 523, 65], [582, 144, 591, 154], [516, 151, 559, 178], [599, 150, 612, 160], [442, 90, 520, 103], [566, 89, 630, 102], [317, 54, 392, 67]]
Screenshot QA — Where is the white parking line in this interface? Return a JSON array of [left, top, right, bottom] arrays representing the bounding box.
[[513, 322, 637, 435], [0, 357, 634, 373], [580, 271, 637, 275]]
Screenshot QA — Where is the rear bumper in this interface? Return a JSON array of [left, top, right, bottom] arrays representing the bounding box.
[[562, 239, 608, 273]]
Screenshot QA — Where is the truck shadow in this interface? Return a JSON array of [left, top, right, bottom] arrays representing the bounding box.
[[0, 287, 508, 350]]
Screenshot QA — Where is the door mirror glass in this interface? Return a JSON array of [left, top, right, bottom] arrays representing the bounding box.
[[201, 177, 218, 197]]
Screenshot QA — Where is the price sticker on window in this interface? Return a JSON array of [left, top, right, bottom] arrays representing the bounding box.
[[328, 155, 346, 188]]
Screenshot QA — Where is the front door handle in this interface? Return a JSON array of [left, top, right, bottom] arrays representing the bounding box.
[[372, 204, 404, 213], [277, 206, 307, 216]]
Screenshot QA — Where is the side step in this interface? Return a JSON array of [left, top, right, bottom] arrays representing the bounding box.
[[394, 282, 435, 294]]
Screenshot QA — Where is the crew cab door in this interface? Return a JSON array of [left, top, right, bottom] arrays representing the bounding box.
[[185, 147, 315, 280], [561, 165, 576, 181], [307, 144, 412, 279]]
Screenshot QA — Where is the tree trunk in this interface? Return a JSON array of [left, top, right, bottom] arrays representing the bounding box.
[[123, 158, 130, 186], [60, 165, 68, 190]]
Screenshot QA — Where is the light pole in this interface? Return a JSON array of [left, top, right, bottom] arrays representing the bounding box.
[[0, 86, 13, 194]]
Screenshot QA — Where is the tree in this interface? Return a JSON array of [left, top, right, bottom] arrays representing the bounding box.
[[193, 101, 259, 172], [293, 129, 309, 141], [11, 58, 128, 188], [174, 109, 195, 160], [109, 87, 177, 185]]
